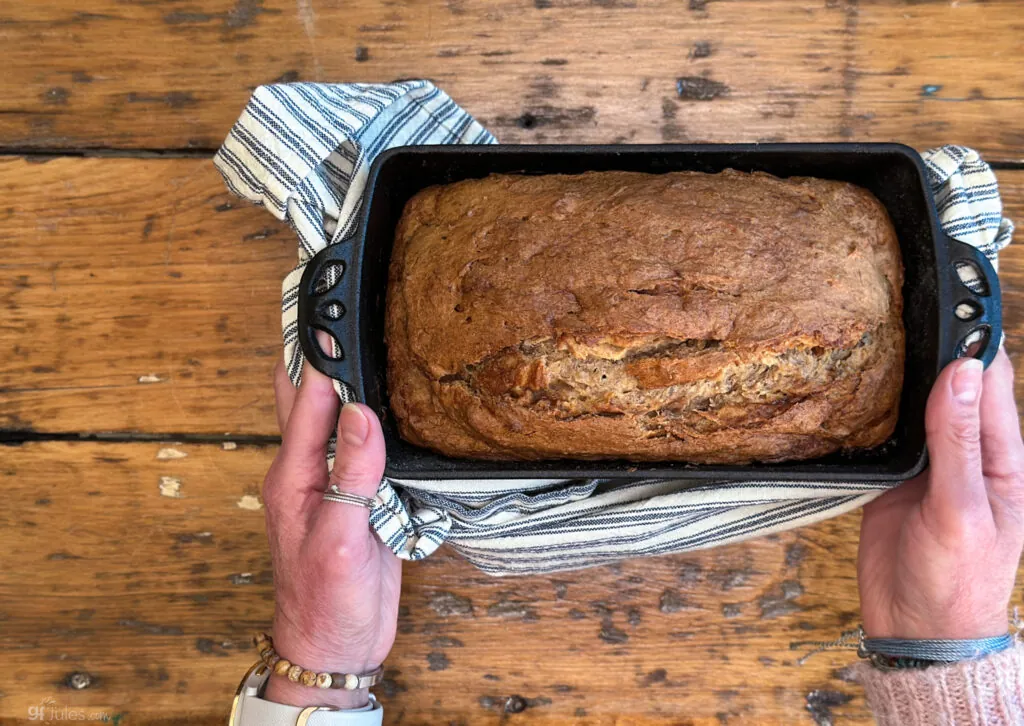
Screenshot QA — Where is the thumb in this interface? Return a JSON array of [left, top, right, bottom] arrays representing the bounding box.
[[331, 403, 386, 497], [277, 360, 339, 490], [922, 357, 991, 527], [316, 403, 386, 545]]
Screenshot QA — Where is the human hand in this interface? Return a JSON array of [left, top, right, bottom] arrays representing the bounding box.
[[261, 357, 401, 708], [858, 348, 1024, 639]]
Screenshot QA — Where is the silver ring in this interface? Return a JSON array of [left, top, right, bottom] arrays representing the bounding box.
[[322, 484, 375, 510]]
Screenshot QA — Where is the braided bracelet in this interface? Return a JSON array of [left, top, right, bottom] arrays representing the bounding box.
[[859, 631, 1016, 671], [253, 632, 384, 690]]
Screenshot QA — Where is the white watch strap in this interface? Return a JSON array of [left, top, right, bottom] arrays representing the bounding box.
[[231, 663, 383, 726], [236, 693, 382, 726]]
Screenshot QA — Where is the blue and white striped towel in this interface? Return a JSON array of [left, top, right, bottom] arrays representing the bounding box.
[[214, 82, 1013, 576]]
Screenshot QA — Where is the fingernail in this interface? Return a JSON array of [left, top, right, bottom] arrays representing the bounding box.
[[339, 403, 370, 446], [952, 358, 983, 404]]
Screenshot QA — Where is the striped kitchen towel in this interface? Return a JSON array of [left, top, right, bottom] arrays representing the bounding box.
[[214, 82, 1013, 576]]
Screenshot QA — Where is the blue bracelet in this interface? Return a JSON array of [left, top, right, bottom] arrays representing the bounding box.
[[861, 633, 1015, 667]]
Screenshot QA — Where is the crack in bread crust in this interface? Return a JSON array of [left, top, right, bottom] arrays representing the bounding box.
[[385, 169, 905, 463]]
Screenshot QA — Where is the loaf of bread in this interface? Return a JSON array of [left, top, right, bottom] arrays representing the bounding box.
[[385, 169, 904, 464]]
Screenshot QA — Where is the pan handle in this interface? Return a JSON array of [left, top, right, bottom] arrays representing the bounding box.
[[943, 236, 1002, 368], [296, 241, 365, 394]]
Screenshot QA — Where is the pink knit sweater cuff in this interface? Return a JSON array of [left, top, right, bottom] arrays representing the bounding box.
[[855, 643, 1024, 725]]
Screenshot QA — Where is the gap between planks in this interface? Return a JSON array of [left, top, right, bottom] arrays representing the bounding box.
[[4, 149, 1024, 170], [0, 430, 281, 446]]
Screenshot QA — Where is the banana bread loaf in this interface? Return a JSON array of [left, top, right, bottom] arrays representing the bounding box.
[[385, 169, 905, 463]]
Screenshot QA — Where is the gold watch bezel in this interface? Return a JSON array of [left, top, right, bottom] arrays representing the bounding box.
[[228, 661, 341, 725], [229, 662, 268, 726]]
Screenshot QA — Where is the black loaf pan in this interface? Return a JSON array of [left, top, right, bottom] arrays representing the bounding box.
[[297, 144, 1002, 482]]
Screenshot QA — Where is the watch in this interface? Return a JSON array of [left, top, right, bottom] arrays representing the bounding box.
[[229, 663, 384, 726]]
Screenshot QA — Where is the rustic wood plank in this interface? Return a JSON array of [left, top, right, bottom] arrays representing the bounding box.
[[0, 440, 928, 725], [3, 160, 1022, 436], [850, 0, 1024, 154], [0, 0, 1021, 160], [997, 170, 1024, 408], [0, 156, 291, 435]]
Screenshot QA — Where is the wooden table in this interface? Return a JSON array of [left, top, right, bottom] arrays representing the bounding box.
[[1, 1, 1021, 723]]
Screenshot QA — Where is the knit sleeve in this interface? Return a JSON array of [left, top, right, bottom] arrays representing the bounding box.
[[855, 644, 1024, 725]]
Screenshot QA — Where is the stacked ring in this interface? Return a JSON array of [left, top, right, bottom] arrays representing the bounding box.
[[321, 484, 375, 509]]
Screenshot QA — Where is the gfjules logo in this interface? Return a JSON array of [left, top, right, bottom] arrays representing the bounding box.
[[27, 697, 122, 723]]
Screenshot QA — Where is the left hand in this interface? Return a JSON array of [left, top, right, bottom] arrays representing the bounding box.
[[261, 357, 402, 708]]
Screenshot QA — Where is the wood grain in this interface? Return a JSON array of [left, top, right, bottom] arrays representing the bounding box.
[[2, 5, 1022, 726], [1000, 172, 1024, 382], [0, 440, 930, 725], [0, 0, 1021, 160], [0, 156, 292, 436], [3, 159, 1022, 436], [849, 0, 1024, 155]]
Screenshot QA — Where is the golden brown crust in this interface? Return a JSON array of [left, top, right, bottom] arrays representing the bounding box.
[[385, 170, 905, 463]]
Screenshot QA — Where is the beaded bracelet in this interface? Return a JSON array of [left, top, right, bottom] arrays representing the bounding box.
[[253, 632, 384, 690]]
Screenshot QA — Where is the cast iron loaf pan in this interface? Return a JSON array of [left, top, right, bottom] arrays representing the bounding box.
[[297, 144, 1002, 482]]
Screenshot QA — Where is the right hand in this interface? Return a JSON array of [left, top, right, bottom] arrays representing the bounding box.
[[858, 348, 1024, 639]]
